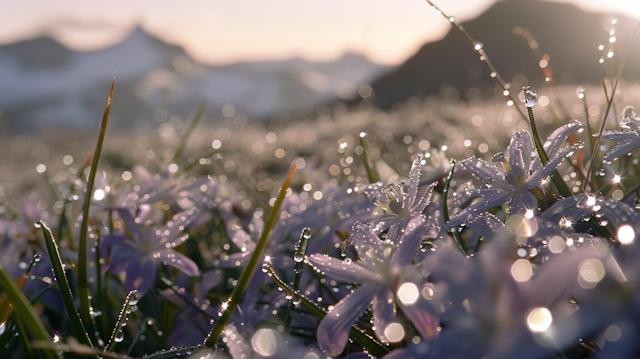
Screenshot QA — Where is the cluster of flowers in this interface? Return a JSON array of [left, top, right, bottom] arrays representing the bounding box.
[[4, 87, 640, 359]]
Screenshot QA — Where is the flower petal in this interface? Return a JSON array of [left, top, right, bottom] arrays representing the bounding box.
[[125, 258, 157, 297], [153, 249, 200, 276], [351, 223, 385, 267], [391, 216, 426, 270], [307, 254, 379, 284], [398, 298, 440, 340], [505, 131, 533, 186], [509, 190, 537, 216], [532, 121, 581, 169], [460, 157, 506, 184], [372, 290, 396, 342], [525, 143, 582, 189], [317, 285, 378, 356]]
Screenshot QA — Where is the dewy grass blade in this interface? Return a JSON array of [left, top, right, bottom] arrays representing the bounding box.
[[38, 221, 96, 353], [359, 133, 380, 184], [174, 98, 208, 160], [263, 262, 389, 358], [79, 79, 114, 343], [0, 258, 63, 359], [204, 162, 296, 348], [583, 22, 640, 193], [284, 228, 311, 335], [105, 290, 138, 352]]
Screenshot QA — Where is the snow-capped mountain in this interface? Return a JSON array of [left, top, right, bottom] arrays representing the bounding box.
[[0, 27, 392, 134]]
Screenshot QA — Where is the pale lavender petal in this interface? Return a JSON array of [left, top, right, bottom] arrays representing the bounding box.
[[602, 130, 640, 161], [398, 298, 440, 340], [307, 254, 379, 284], [406, 154, 425, 208], [465, 212, 505, 241], [598, 198, 640, 230], [372, 290, 396, 342], [539, 194, 594, 223], [509, 190, 538, 216], [366, 215, 398, 235], [115, 209, 144, 240], [224, 325, 252, 359], [506, 131, 532, 187], [126, 258, 157, 297], [226, 223, 256, 253], [164, 208, 202, 246], [460, 157, 506, 184], [391, 216, 426, 270], [317, 285, 378, 356], [351, 223, 385, 267], [532, 121, 581, 169], [443, 190, 512, 231], [525, 143, 582, 189], [411, 182, 437, 215], [358, 182, 386, 203], [153, 249, 199, 276]]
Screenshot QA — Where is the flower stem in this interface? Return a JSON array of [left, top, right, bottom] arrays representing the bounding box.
[[527, 106, 573, 198], [263, 262, 388, 358], [442, 160, 467, 254], [359, 134, 381, 183], [203, 162, 296, 348]]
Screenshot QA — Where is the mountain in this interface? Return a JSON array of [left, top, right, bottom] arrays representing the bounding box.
[[367, 0, 640, 109], [0, 28, 392, 134]]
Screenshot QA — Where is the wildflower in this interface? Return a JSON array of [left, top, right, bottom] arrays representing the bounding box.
[[358, 153, 438, 241], [308, 216, 439, 355], [445, 130, 581, 230], [100, 208, 200, 297]]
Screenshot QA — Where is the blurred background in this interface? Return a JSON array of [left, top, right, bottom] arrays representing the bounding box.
[[1, 0, 640, 134]]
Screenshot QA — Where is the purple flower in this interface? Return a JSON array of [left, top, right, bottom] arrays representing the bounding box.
[[100, 208, 200, 297], [445, 130, 581, 230], [357, 153, 438, 241], [308, 216, 439, 355]]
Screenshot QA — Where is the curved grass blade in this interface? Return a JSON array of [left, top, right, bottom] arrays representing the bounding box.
[[79, 78, 114, 342], [263, 262, 389, 358], [583, 23, 640, 192], [425, 0, 527, 121], [38, 221, 96, 353], [0, 258, 63, 359], [204, 162, 296, 348], [174, 98, 208, 160], [106, 290, 138, 352]]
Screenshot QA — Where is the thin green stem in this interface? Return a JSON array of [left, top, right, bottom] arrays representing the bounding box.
[[527, 106, 573, 198], [284, 228, 310, 335], [204, 162, 297, 348], [106, 290, 138, 352], [263, 262, 388, 358], [359, 134, 380, 183], [39, 221, 97, 354], [583, 22, 640, 193], [79, 79, 114, 344], [174, 99, 208, 160]]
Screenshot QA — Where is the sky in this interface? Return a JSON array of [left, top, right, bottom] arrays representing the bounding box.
[[1, 0, 640, 65]]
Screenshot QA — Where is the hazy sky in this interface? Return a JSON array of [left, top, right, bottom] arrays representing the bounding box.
[[1, 0, 639, 65]]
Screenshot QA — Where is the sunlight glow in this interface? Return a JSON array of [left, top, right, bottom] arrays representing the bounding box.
[[527, 307, 552, 332]]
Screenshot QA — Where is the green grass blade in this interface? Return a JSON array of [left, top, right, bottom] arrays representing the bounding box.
[[0, 258, 63, 359], [79, 79, 114, 343], [38, 221, 96, 353], [174, 98, 208, 160], [105, 290, 138, 352], [204, 162, 297, 348], [359, 133, 380, 183], [263, 262, 389, 358], [583, 22, 640, 192], [442, 160, 467, 254], [284, 228, 311, 335]]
